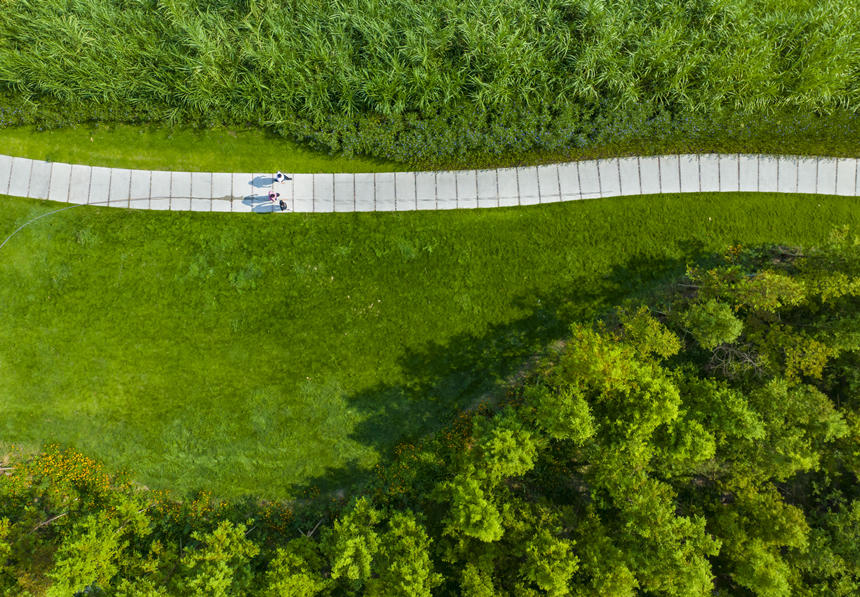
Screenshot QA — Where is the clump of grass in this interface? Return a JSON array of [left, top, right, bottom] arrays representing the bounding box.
[[0, 0, 857, 168]]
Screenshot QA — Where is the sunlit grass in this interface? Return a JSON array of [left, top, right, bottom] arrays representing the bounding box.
[[0, 123, 405, 172], [0, 192, 856, 499]]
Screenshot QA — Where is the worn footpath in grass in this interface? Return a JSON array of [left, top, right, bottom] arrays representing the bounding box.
[[0, 193, 857, 499], [0, 123, 406, 173]]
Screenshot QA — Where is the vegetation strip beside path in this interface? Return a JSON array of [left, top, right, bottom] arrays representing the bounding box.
[[1, 153, 858, 214]]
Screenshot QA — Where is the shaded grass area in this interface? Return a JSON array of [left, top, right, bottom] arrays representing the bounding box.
[[0, 123, 405, 173], [0, 193, 856, 499]]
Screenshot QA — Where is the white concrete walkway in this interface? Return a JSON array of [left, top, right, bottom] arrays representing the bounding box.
[[0, 153, 857, 213]]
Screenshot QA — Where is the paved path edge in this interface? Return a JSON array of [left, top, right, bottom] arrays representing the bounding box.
[[0, 153, 857, 213]]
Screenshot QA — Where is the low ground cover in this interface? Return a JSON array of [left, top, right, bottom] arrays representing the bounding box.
[[0, 123, 405, 173], [0, 191, 856, 499]]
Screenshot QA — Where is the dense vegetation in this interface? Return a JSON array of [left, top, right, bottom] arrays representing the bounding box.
[[2, 193, 856, 499], [1, 0, 858, 167], [1, 4, 858, 594], [2, 231, 858, 595]]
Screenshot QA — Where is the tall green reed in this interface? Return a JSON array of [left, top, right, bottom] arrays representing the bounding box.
[[0, 0, 856, 166]]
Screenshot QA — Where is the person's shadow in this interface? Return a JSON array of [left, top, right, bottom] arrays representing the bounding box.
[[243, 194, 277, 213], [251, 175, 291, 188], [251, 175, 276, 188]]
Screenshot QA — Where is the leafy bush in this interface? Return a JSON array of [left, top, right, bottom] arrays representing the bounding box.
[[683, 299, 744, 350]]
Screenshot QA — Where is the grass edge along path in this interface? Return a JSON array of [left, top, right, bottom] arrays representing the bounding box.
[[0, 124, 407, 174], [0, 191, 856, 500], [0, 110, 858, 175]]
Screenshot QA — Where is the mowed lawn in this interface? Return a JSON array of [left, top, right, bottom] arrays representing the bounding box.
[[0, 124, 406, 173], [0, 192, 856, 499]]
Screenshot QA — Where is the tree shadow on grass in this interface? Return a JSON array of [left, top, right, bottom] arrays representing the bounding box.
[[288, 239, 710, 500]]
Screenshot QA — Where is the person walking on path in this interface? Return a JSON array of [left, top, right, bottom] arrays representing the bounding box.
[[279, 199, 287, 212], [275, 171, 290, 183], [268, 191, 280, 202]]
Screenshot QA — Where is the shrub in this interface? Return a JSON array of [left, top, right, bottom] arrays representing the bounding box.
[[683, 299, 744, 350]]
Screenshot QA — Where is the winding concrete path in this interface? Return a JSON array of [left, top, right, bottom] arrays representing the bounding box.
[[0, 153, 857, 213]]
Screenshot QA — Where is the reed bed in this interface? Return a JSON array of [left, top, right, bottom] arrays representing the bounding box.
[[0, 0, 857, 167]]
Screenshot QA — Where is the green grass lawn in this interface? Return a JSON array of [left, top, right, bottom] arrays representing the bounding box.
[[0, 123, 406, 173], [0, 192, 857, 500]]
